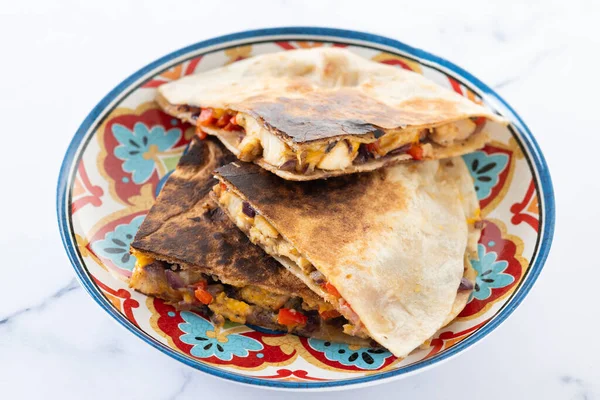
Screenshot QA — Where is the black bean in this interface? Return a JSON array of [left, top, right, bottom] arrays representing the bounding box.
[[303, 311, 320, 333], [309, 270, 326, 285], [224, 285, 238, 298], [242, 202, 256, 218], [354, 144, 372, 164]]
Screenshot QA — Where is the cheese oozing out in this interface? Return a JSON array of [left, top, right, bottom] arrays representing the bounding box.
[[129, 251, 324, 325], [230, 112, 483, 172]]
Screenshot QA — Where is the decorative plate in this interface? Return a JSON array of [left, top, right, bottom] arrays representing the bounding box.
[[57, 27, 554, 390]]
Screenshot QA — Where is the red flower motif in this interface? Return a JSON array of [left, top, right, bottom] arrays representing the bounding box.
[[256, 369, 328, 381], [425, 319, 490, 359], [510, 179, 539, 232], [71, 161, 104, 214], [93, 277, 140, 326], [142, 56, 202, 88]]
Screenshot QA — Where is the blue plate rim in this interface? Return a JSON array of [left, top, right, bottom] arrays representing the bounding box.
[[56, 26, 555, 390]]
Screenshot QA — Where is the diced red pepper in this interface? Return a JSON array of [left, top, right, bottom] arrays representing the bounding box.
[[407, 144, 424, 160], [365, 141, 380, 155], [195, 124, 208, 140], [340, 298, 353, 311], [223, 122, 240, 131], [277, 308, 308, 326], [319, 309, 341, 320], [198, 108, 216, 126], [322, 281, 341, 298], [473, 116, 486, 126], [219, 182, 227, 192], [194, 288, 213, 304], [215, 114, 231, 128]]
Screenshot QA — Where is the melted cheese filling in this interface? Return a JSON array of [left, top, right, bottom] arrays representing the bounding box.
[[218, 187, 314, 273], [130, 255, 295, 325], [209, 292, 252, 324], [232, 112, 480, 172]]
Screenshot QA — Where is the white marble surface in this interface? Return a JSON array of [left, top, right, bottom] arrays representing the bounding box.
[[0, 0, 597, 398]]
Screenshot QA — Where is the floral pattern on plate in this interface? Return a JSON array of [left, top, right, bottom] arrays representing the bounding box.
[[307, 339, 393, 370], [113, 122, 182, 184], [91, 215, 145, 271], [179, 312, 263, 361]]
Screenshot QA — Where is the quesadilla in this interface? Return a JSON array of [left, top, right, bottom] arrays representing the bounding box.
[[213, 158, 481, 357], [129, 137, 371, 345], [158, 47, 506, 181]]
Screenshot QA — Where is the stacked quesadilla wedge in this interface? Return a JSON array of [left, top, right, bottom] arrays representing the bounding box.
[[129, 137, 372, 345], [157, 47, 506, 181], [212, 158, 481, 357]]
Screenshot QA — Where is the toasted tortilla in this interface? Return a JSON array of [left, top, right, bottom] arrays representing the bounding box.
[[158, 47, 506, 180], [129, 137, 370, 345], [213, 158, 480, 357]]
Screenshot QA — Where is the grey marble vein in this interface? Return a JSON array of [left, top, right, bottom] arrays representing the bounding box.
[[493, 46, 566, 90], [561, 375, 593, 400], [167, 370, 193, 400], [0, 278, 80, 326]]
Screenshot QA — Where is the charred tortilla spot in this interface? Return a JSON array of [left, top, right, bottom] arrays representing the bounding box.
[[239, 90, 432, 143], [215, 163, 406, 265], [130, 137, 322, 299], [205, 206, 226, 221]]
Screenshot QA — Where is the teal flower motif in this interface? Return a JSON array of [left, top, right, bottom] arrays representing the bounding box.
[[308, 339, 392, 370], [113, 122, 181, 184], [91, 215, 145, 271], [462, 151, 508, 200], [179, 312, 262, 361], [471, 244, 514, 301]]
